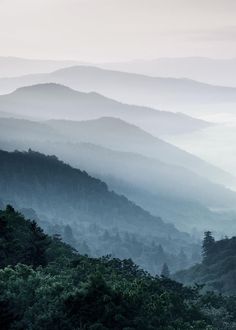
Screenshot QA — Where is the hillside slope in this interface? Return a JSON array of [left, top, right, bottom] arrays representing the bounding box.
[[1, 117, 236, 218], [175, 234, 236, 295], [1, 118, 236, 230], [0, 83, 210, 135], [0, 66, 236, 112], [0, 206, 235, 329], [101, 57, 236, 87], [0, 149, 183, 239], [41, 117, 236, 188], [0, 115, 232, 188], [0, 149, 206, 273]]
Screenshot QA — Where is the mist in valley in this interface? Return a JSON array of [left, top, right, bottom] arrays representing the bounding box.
[[1, 2, 236, 327]]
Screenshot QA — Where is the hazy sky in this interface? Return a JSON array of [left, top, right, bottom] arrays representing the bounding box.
[[0, 0, 236, 61]]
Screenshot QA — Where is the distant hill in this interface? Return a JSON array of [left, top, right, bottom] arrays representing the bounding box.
[[175, 233, 236, 295], [100, 57, 236, 87], [0, 83, 210, 135], [0, 66, 236, 113], [1, 117, 236, 232], [0, 149, 184, 240], [1, 56, 236, 87], [0, 116, 235, 199], [45, 117, 235, 188]]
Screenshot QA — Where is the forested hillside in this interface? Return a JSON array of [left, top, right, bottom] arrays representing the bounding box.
[[175, 232, 236, 295], [0, 149, 200, 273], [1, 206, 236, 329], [1, 117, 236, 233], [0, 149, 177, 236]]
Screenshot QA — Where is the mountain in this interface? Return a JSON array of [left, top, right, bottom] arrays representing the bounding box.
[[0, 149, 187, 240], [0, 66, 236, 113], [0, 137, 232, 233], [1, 56, 236, 87], [1, 117, 236, 232], [45, 117, 235, 188], [0, 83, 210, 136], [0, 116, 235, 199], [0, 197, 200, 274], [175, 233, 236, 295], [0, 148, 206, 273], [100, 57, 236, 87], [0, 206, 234, 329]]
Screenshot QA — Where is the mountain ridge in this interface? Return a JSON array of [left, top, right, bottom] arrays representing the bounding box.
[[1, 65, 236, 114], [1, 117, 236, 232], [0, 82, 210, 135]]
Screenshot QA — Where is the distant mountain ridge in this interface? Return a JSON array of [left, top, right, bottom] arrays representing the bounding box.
[[1, 117, 236, 232], [45, 117, 236, 188], [1, 56, 236, 88], [0, 83, 210, 135], [0, 65, 236, 113], [100, 57, 236, 87], [0, 115, 233, 188]]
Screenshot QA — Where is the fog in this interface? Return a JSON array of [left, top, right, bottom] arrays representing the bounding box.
[[1, 115, 236, 236], [165, 114, 236, 182], [1, 0, 236, 276]]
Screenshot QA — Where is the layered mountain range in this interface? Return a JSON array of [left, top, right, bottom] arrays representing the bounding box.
[[0, 83, 209, 135], [0, 65, 236, 113], [1, 115, 236, 232]]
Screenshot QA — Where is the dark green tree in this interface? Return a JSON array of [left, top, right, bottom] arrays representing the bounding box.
[[161, 263, 170, 278], [202, 231, 215, 263], [28, 220, 49, 267], [63, 224, 76, 246]]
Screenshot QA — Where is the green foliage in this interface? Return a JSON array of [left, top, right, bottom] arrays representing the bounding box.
[[0, 207, 236, 329], [0, 206, 75, 268], [202, 231, 215, 263], [0, 149, 201, 274], [175, 234, 236, 295], [161, 263, 170, 278], [46, 220, 199, 275]]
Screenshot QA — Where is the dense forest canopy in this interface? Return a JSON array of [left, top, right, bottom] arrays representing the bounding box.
[[1, 206, 236, 329]]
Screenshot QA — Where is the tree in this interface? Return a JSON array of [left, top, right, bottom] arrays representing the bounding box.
[[161, 263, 170, 278], [29, 220, 49, 267], [202, 231, 215, 263], [5, 205, 15, 214], [63, 224, 76, 246]]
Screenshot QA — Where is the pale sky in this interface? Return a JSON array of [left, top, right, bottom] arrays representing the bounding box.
[[0, 0, 236, 61]]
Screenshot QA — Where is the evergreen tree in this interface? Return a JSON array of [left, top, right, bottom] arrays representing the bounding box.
[[1, 207, 236, 328], [5, 205, 15, 214], [63, 224, 76, 246], [161, 263, 170, 278], [29, 220, 49, 267], [202, 231, 215, 263]]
